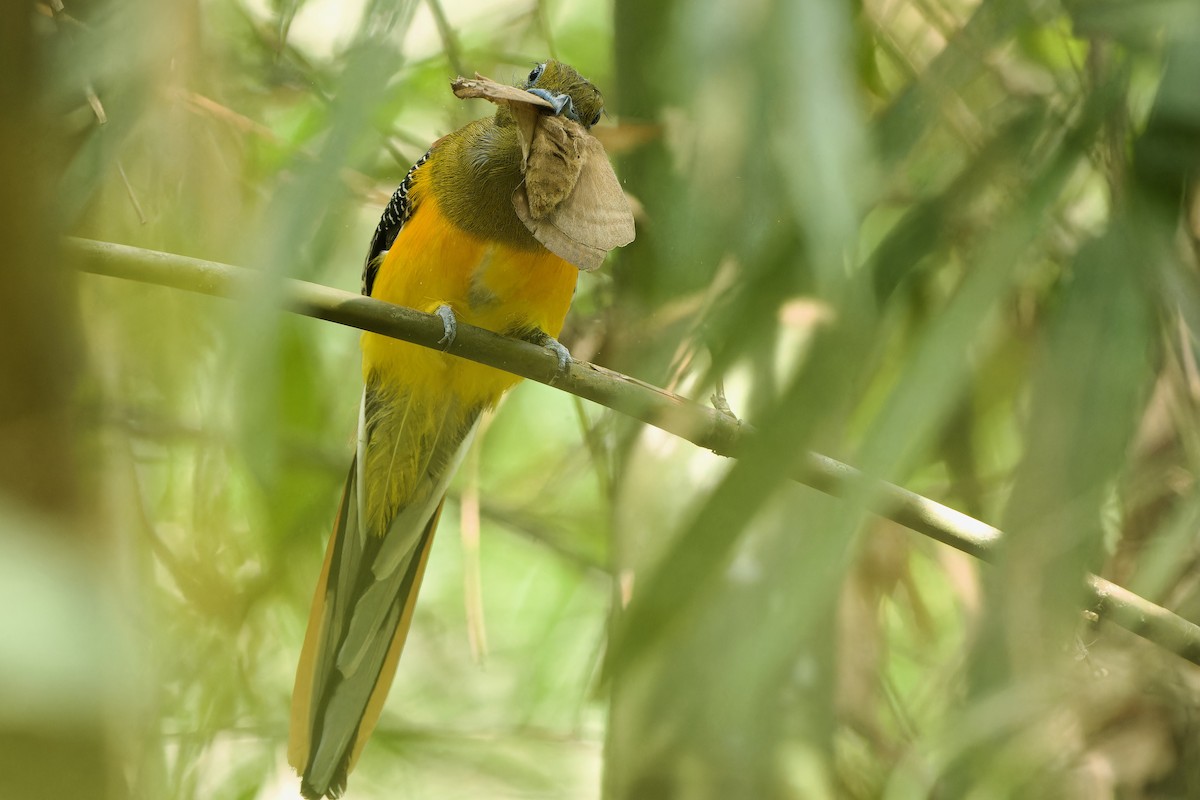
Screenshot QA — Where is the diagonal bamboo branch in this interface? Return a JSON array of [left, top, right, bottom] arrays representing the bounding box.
[[66, 236, 1200, 667]]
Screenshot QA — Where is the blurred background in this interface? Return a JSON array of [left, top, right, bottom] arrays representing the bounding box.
[[4, 0, 1200, 797]]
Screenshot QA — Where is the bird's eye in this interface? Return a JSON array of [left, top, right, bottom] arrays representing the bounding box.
[[527, 63, 545, 85], [590, 109, 602, 127]]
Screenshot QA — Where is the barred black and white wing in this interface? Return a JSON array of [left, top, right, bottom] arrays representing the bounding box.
[[361, 150, 432, 297]]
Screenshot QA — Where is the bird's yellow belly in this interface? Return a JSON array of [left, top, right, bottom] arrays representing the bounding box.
[[361, 193, 579, 408]]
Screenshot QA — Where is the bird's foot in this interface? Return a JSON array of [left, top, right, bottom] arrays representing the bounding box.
[[434, 304, 457, 350], [528, 329, 572, 383]]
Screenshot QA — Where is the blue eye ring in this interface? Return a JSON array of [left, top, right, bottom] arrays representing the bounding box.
[[527, 63, 545, 86]]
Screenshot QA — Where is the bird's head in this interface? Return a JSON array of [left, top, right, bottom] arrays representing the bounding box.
[[522, 60, 604, 129]]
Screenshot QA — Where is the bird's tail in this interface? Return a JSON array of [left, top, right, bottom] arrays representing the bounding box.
[[289, 387, 477, 799]]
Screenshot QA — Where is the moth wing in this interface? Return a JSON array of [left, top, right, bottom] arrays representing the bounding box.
[[515, 133, 635, 271]]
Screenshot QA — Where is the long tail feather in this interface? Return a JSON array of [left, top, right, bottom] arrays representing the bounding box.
[[289, 385, 478, 799]]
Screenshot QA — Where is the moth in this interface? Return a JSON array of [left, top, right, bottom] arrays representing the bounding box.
[[452, 74, 636, 271]]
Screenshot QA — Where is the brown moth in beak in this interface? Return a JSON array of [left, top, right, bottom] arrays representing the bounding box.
[[451, 74, 636, 271]]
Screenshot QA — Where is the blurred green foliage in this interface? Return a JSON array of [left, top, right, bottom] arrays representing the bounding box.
[[8, 0, 1200, 797]]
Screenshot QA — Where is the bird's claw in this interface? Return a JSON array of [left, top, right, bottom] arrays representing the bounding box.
[[530, 330, 572, 383], [435, 305, 457, 350]]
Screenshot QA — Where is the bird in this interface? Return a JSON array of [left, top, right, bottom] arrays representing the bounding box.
[[287, 60, 632, 799]]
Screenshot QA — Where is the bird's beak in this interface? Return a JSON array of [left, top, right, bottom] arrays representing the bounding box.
[[526, 88, 579, 122]]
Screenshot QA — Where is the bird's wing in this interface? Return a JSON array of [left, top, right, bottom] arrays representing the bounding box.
[[361, 149, 432, 296]]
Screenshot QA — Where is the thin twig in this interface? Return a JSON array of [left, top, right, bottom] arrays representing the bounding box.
[[45, 0, 153, 226], [424, 0, 467, 77], [67, 236, 1200, 667], [572, 394, 614, 507], [533, 0, 558, 61], [461, 416, 489, 664], [452, 491, 609, 578], [115, 161, 147, 224]]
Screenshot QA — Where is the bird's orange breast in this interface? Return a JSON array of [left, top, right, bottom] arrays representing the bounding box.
[[361, 166, 579, 408]]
